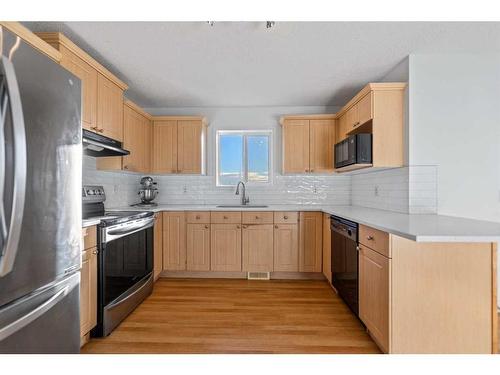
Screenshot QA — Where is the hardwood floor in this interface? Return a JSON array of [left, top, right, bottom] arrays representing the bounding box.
[[82, 278, 380, 354]]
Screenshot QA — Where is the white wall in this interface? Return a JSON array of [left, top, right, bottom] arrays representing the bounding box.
[[409, 54, 500, 223]]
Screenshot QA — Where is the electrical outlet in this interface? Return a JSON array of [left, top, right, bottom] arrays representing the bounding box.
[[374, 185, 379, 197]]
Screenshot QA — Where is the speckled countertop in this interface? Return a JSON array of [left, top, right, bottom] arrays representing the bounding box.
[[99, 204, 500, 243]]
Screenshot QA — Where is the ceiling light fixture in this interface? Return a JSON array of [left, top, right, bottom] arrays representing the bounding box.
[[266, 21, 275, 29]]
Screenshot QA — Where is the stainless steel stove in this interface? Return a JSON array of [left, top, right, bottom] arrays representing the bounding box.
[[82, 185, 154, 337]]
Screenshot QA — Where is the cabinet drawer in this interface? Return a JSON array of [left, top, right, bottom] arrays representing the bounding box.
[[82, 226, 97, 250], [242, 211, 273, 224], [186, 211, 211, 223], [273, 211, 298, 224], [210, 211, 242, 224], [359, 224, 390, 258]]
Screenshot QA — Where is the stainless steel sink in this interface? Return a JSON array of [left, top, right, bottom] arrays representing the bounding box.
[[216, 205, 269, 208]]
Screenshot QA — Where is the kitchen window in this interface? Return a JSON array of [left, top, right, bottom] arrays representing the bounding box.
[[216, 130, 272, 186]]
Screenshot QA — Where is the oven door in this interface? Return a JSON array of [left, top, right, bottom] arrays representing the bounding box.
[[94, 217, 154, 336]]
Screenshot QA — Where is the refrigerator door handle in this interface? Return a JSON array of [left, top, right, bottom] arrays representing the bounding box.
[[0, 283, 70, 341], [0, 56, 27, 277]]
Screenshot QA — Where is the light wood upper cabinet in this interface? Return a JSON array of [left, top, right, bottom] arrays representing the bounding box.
[[80, 245, 97, 339], [242, 224, 274, 272], [186, 223, 211, 271], [58, 45, 98, 131], [281, 116, 336, 174], [273, 223, 299, 272], [122, 102, 152, 173], [152, 117, 207, 175], [177, 120, 204, 174], [299, 212, 323, 272], [153, 213, 163, 280], [162, 212, 186, 271], [282, 119, 310, 173], [322, 213, 332, 283], [359, 244, 390, 353], [36, 32, 128, 137], [97, 74, 124, 141], [310, 119, 335, 173], [210, 224, 242, 272], [357, 92, 373, 127], [153, 120, 178, 174]]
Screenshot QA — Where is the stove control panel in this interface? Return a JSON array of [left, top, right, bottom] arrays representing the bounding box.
[[82, 185, 106, 202]]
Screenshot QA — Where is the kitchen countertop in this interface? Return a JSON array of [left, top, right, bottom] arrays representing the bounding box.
[[105, 204, 500, 243], [82, 218, 101, 228]]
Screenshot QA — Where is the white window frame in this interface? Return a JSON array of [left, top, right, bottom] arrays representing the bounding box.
[[216, 130, 273, 187]]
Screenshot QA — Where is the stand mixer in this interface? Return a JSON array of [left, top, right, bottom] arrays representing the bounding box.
[[134, 176, 159, 207]]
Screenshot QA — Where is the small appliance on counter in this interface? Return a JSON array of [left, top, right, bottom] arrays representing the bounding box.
[[132, 176, 159, 207]]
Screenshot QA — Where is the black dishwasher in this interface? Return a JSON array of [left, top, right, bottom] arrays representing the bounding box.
[[330, 215, 359, 316]]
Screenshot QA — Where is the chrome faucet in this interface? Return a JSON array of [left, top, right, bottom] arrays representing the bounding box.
[[235, 181, 250, 205]]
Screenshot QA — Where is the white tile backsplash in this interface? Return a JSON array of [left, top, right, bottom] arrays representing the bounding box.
[[84, 156, 437, 214]]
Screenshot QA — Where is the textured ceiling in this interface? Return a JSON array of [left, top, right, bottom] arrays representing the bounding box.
[[24, 22, 500, 108]]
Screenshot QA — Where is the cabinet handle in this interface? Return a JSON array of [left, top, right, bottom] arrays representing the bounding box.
[[90, 126, 98, 131], [356, 246, 361, 252], [366, 235, 374, 241], [92, 249, 98, 255], [353, 121, 360, 127], [98, 128, 104, 133]]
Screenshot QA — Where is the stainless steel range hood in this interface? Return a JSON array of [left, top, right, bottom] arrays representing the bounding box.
[[82, 129, 130, 157]]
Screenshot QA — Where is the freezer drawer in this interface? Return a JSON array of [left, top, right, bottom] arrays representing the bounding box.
[[0, 272, 80, 353]]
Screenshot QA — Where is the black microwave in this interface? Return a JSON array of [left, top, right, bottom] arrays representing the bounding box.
[[334, 134, 372, 169]]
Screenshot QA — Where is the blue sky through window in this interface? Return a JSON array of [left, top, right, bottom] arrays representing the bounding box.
[[218, 132, 270, 185]]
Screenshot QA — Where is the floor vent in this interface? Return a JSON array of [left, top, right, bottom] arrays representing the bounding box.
[[247, 272, 271, 280]]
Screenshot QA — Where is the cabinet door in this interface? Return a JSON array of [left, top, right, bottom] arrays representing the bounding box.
[[122, 105, 149, 172], [299, 212, 323, 272], [322, 213, 332, 283], [336, 113, 349, 142], [97, 74, 124, 141], [59, 46, 98, 131], [80, 247, 97, 337], [210, 224, 242, 272], [153, 213, 163, 280], [186, 223, 211, 271], [162, 212, 186, 271], [152, 120, 178, 174], [273, 224, 299, 272], [359, 244, 390, 353], [242, 224, 274, 272], [177, 120, 203, 174], [357, 92, 373, 127], [282, 119, 310, 173], [309, 119, 335, 173], [345, 105, 359, 133]]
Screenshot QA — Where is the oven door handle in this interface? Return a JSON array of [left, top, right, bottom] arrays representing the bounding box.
[[104, 218, 154, 243]]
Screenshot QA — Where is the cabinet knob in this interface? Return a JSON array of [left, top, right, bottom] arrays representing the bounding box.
[[92, 249, 98, 255], [124, 165, 128, 170], [255, 216, 259, 219], [275, 225, 278, 229], [243, 225, 248, 229], [310, 169, 314, 172], [196, 215, 200, 220], [205, 225, 209, 229], [223, 216, 228, 219], [236, 225, 240, 229], [366, 235, 374, 241], [98, 128, 104, 133], [283, 216, 288, 220], [305, 169, 308, 172], [353, 121, 360, 127]]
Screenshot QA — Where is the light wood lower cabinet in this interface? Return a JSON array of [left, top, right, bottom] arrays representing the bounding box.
[[359, 244, 390, 353], [80, 246, 97, 339], [186, 223, 211, 271], [299, 212, 323, 272], [162, 212, 186, 271], [210, 224, 242, 271], [242, 224, 274, 272], [273, 223, 299, 272], [322, 213, 332, 283], [153, 213, 163, 280]]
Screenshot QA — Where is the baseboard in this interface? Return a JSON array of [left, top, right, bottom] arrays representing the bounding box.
[[160, 270, 325, 280]]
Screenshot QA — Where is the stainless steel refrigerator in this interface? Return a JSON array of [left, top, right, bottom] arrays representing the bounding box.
[[0, 27, 82, 353]]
